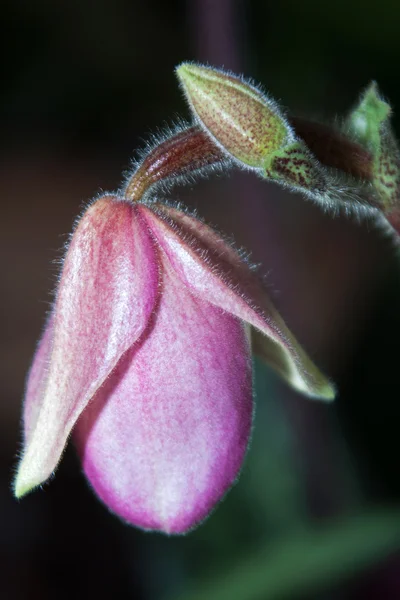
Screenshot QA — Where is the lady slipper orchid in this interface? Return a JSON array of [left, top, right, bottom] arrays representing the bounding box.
[[15, 125, 334, 534]]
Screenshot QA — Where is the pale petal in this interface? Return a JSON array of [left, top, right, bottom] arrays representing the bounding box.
[[23, 314, 54, 445], [15, 197, 159, 497], [141, 205, 335, 400], [74, 260, 252, 534]]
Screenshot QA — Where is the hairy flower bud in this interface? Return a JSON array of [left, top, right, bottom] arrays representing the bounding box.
[[176, 63, 293, 168], [177, 63, 330, 200]]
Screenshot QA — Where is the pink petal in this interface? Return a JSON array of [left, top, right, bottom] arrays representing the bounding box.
[[141, 205, 334, 400], [74, 258, 252, 534], [15, 197, 159, 497]]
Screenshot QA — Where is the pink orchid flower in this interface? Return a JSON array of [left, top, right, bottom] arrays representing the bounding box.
[[14, 127, 334, 534]]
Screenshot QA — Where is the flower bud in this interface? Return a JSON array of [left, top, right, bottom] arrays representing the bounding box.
[[176, 63, 294, 168], [177, 63, 329, 200]]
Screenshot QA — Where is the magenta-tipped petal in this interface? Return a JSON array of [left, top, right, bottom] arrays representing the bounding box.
[[74, 260, 252, 534], [15, 197, 159, 497], [142, 205, 334, 400]]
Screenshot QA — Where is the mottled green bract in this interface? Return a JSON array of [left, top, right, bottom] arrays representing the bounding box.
[[347, 82, 400, 209], [265, 141, 328, 198]]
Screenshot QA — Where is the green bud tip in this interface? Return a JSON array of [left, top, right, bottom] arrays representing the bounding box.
[[348, 82, 391, 153], [347, 82, 400, 210]]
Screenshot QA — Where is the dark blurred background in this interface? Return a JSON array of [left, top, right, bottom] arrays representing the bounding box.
[[2, 1, 400, 598]]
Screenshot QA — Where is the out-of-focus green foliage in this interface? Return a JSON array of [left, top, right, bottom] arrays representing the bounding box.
[[180, 508, 400, 600]]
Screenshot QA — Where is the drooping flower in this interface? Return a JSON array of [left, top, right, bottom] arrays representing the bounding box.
[[15, 125, 334, 534]]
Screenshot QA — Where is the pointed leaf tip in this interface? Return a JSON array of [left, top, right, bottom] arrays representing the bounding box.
[[252, 329, 335, 402], [14, 468, 42, 499], [347, 82, 400, 211]]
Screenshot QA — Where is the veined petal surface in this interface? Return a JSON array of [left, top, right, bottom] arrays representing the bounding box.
[[142, 205, 334, 400], [15, 197, 159, 497], [74, 258, 252, 534]]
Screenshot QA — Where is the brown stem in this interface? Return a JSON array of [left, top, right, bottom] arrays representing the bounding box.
[[125, 126, 226, 202], [125, 116, 379, 211]]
